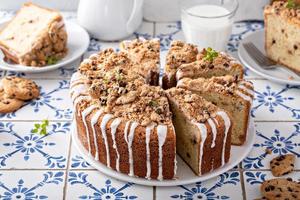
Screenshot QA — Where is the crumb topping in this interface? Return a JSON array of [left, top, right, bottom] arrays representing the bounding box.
[[166, 88, 219, 123], [76, 47, 172, 126], [265, 1, 300, 22], [166, 40, 198, 70]]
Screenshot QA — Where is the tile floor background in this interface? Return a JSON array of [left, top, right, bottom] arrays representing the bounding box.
[[0, 12, 299, 200]]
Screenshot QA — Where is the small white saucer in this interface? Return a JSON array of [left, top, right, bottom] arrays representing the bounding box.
[[0, 21, 89, 73], [72, 120, 255, 186], [238, 29, 300, 85]]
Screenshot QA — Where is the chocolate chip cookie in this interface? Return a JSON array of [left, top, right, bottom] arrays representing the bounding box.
[[261, 178, 300, 200], [270, 154, 295, 177], [0, 86, 24, 113], [1, 76, 40, 100]]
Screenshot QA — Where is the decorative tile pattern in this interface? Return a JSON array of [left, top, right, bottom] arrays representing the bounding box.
[[66, 171, 153, 200], [156, 171, 243, 199], [252, 81, 300, 120], [243, 122, 300, 169], [0, 122, 71, 169], [0, 10, 299, 199], [0, 79, 72, 120], [0, 170, 65, 199]]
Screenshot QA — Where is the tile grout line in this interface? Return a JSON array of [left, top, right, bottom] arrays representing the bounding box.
[[239, 168, 247, 200], [62, 134, 73, 200]]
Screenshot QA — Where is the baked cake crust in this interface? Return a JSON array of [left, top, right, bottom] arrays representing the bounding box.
[[162, 41, 198, 89], [120, 38, 160, 85], [0, 3, 68, 66], [177, 75, 254, 145], [264, 1, 300, 74], [166, 88, 232, 175], [176, 49, 244, 81], [71, 50, 177, 180]]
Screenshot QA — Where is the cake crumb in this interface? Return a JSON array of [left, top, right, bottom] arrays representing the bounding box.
[[265, 148, 272, 155], [288, 76, 295, 80]]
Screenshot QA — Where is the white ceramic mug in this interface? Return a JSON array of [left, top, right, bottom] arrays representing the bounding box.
[[77, 0, 144, 41]]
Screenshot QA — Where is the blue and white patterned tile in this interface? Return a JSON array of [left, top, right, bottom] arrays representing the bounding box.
[[155, 22, 184, 51], [0, 121, 71, 169], [69, 143, 92, 169], [156, 171, 242, 200], [243, 170, 300, 200], [0, 79, 73, 120], [66, 171, 153, 200], [242, 122, 300, 170], [0, 170, 65, 199], [251, 80, 300, 121], [4, 59, 81, 79]]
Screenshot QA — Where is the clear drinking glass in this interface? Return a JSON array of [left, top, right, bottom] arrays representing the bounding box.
[[181, 0, 239, 51]]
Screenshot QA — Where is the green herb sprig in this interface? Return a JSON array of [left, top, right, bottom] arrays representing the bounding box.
[[286, 0, 300, 9], [203, 47, 219, 62], [31, 119, 49, 135], [46, 56, 58, 65]]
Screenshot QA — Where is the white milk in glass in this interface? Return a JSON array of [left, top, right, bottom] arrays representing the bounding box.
[[182, 5, 233, 51]]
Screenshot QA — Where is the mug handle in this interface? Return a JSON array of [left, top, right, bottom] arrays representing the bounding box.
[[126, 0, 143, 34]]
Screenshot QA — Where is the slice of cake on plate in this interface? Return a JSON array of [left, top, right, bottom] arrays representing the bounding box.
[[0, 3, 68, 66], [166, 88, 232, 175], [177, 75, 254, 145], [176, 48, 244, 81], [264, 1, 300, 74], [162, 40, 198, 89], [120, 38, 160, 85]]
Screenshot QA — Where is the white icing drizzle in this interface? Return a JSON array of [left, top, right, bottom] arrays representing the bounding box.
[[207, 118, 217, 148], [126, 122, 139, 176], [100, 114, 114, 168], [238, 84, 254, 96], [71, 84, 88, 102], [110, 118, 122, 171], [171, 124, 177, 177], [81, 105, 97, 154], [194, 122, 207, 175], [216, 111, 231, 165], [90, 109, 103, 160], [70, 72, 83, 83], [157, 124, 168, 180], [235, 90, 253, 102], [145, 124, 155, 179], [73, 95, 91, 115]]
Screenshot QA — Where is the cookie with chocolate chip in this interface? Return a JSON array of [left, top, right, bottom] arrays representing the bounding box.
[[1, 76, 40, 100], [0, 86, 24, 113], [261, 178, 300, 200], [270, 154, 295, 177]]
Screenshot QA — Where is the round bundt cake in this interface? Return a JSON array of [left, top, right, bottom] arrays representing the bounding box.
[[70, 39, 253, 180]]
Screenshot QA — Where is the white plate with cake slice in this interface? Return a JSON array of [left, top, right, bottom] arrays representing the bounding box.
[[238, 30, 300, 85], [0, 21, 89, 73], [72, 120, 255, 186]]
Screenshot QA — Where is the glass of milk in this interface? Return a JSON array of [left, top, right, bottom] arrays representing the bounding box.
[[181, 0, 238, 51]]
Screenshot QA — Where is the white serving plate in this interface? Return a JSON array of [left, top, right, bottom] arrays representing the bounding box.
[[72, 119, 255, 186], [238, 29, 300, 85], [0, 21, 89, 73]]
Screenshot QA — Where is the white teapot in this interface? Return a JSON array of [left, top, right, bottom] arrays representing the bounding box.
[[77, 0, 144, 41]]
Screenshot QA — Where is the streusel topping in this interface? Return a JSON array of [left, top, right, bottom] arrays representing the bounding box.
[[265, 1, 300, 23], [166, 40, 198, 70], [166, 88, 219, 123]]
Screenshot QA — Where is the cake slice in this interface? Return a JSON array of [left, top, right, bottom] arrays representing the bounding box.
[[0, 3, 68, 66], [264, 1, 300, 74], [120, 38, 160, 85], [166, 88, 232, 175], [176, 48, 244, 81], [177, 75, 254, 145], [162, 41, 198, 89]]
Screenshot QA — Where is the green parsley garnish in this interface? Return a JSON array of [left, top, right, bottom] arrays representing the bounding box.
[[46, 56, 58, 65], [31, 119, 49, 136], [203, 47, 219, 62], [286, 0, 300, 9]]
